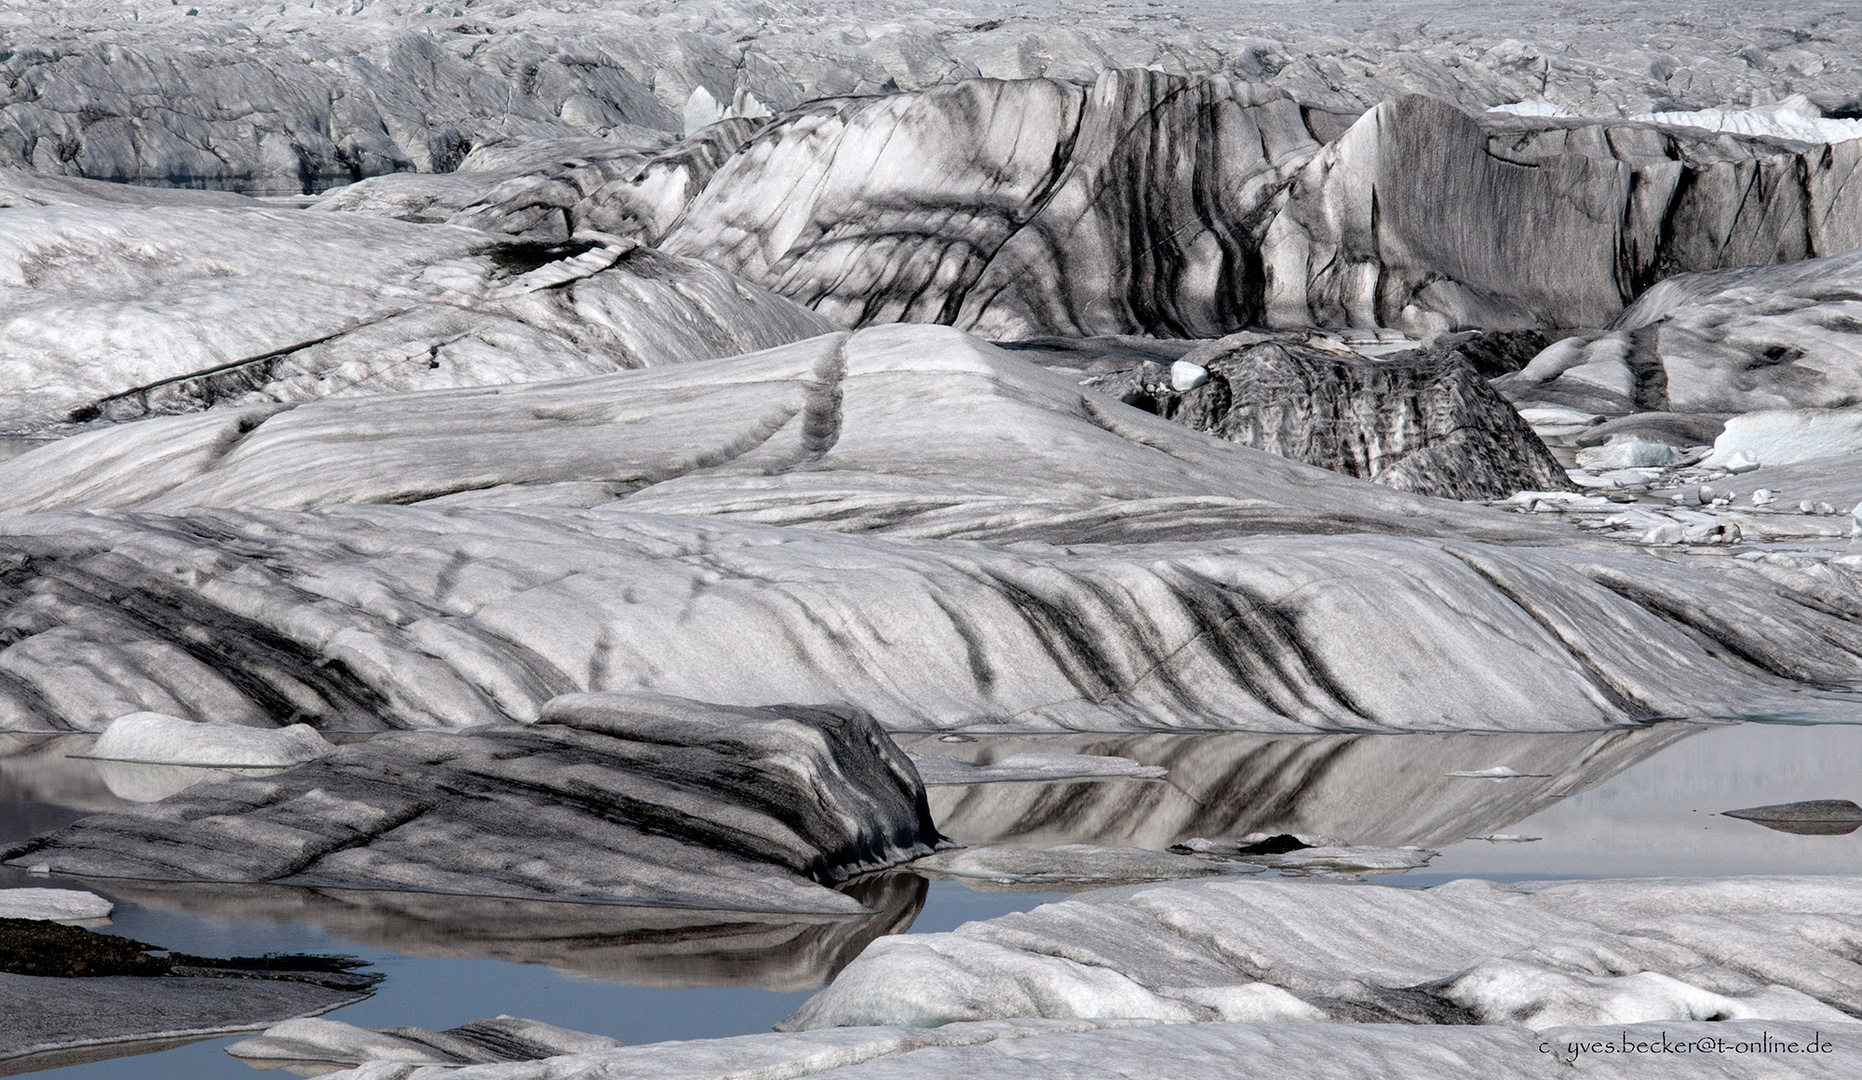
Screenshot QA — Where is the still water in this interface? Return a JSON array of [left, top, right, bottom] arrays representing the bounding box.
[[3, 718, 1857, 1077]]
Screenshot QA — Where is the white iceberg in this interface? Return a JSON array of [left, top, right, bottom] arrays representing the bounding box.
[[85, 713, 331, 768]]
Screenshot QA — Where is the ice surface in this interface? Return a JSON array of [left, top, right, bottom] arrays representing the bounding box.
[[782, 876, 1862, 1032], [1704, 408, 1862, 469], [0, 172, 835, 434], [228, 1015, 622, 1069], [1636, 107, 1862, 144], [1, 505, 1856, 735]]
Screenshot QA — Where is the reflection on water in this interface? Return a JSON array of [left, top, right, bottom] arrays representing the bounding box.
[[76, 873, 926, 993], [0, 735, 121, 816], [3, 719, 1859, 1077], [1419, 719, 1862, 880], [896, 723, 1704, 849], [88, 761, 286, 803]]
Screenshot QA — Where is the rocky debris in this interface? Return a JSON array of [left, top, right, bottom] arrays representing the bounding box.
[[0, 170, 836, 435], [1724, 800, 1862, 836], [0, 919, 376, 1070], [2, 693, 950, 913], [909, 753, 1167, 785], [0, 917, 374, 984], [83, 712, 330, 767], [310, 1017, 1860, 1080], [1494, 431, 1862, 561], [1118, 333, 1574, 500], [228, 1015, 622, 1071], [1501, 250, 1862, 418], [0, 887, 110, 921], [778, 876, 1862, 1031]]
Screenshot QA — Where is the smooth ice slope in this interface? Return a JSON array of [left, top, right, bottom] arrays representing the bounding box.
[[782, 876, 1862, 1030]]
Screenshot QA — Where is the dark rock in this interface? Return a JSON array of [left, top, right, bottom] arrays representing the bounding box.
[[1233, 833, 1312, 856], [1723, 800, 1862, 836], [1422, 330, 1552, 379], [2, 693, 949, 914], [0, 919, 169, 979], [1135, 336, 1577, 500], [0, 917, 376, 986]]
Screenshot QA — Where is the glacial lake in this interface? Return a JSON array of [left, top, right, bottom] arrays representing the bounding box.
[[3, 718, 1858, 1078]]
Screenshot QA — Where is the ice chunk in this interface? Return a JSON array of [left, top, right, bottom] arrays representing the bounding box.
[[84, 713, 331, 768], [0, 888, 111, 921], [1574, 438, 1683, 470], [1705, 407, 1862, 469], [1168, 361, 1209, 391], [228, 1015, 621, 1069]]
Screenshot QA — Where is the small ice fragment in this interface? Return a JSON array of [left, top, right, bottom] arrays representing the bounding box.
[[1170, 361, 1209, 392], [1724, 451, 1760, 473], [1468, 834, 1543, 843]]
